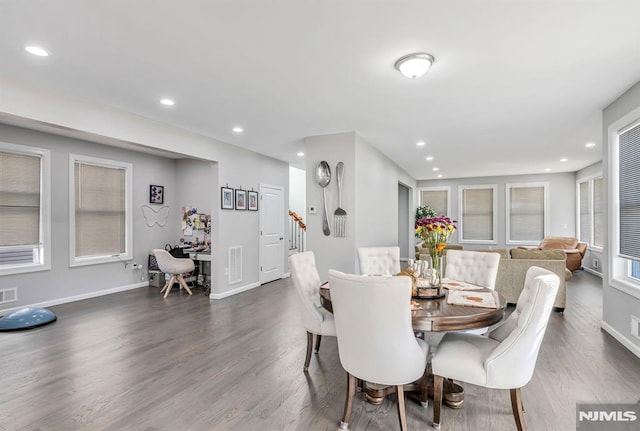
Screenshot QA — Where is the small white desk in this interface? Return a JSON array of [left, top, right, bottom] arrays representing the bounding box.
[[186, 250, 212, 293]]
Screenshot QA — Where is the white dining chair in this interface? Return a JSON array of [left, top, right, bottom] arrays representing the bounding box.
[[444, 249, 501, 289], [328, 269, 428, 430], [442, 249, 503, 337], [152, 249, 194, 298], [357, 246, 401, 275], [289, 251, 336, 371], [431, 266, 560, 431]]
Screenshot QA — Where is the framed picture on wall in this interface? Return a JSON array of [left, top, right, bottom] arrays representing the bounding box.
[[149, 185, 164, 204], [221, 187, 234, 210], [235, 189, 247, 210], [248, 191, 258, 211]]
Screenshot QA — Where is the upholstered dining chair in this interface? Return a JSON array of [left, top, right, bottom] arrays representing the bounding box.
[[443, 249, 501, 289], [431, 266, 560, 431], [152, 249, 195, 299], [328, 269, 428, 431], [289, 251, 336, 371], [357, 246, 401, 275]]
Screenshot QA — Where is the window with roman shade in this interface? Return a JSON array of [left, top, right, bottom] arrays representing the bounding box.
[[506, 183, 547, 244], [578, 180, 590, 243], [593, 177, 604, 248], [0, 142, 50, 275], [458, 185, 496, 243], [419, 187, 449, 216], [576, 176, 604, 250], [70, 154, 132, 266]]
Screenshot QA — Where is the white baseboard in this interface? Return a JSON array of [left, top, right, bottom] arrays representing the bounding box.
[[209, 281, 260, 300], [601, 320, 640, 359], [283, 272, 290, 278], [583, 267, 603, 278], [0, 281, 148, 315]]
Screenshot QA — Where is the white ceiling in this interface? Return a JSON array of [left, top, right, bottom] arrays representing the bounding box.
[[2, 0, 639, 179]]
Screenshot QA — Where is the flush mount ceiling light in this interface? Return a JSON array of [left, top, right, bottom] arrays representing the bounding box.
[[160, 98, 175, 106], [560, 157, 568, 162], [25, 46, 49, 56], [425, 156, 434, 161], [297, 152, 304, 157], [585, 142, 596, 148], [395, 53, 435, 79], [416, 141, 426, 147], [232, 126, 244, 133]]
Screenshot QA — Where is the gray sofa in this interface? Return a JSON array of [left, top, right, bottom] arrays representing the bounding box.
[[417, 247, 569, 312], [492, 249, 569, 312]]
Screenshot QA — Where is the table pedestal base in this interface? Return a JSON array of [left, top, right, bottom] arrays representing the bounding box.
[[364, 378, 464, 408]]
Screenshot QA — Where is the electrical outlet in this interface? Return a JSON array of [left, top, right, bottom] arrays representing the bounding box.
[[593, 258, 599, 269], [631, 315, 640, 340]]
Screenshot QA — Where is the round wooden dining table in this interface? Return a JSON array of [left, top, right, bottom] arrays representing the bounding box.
[[320, 284, 506, 332], [319, 283, 507, 407]]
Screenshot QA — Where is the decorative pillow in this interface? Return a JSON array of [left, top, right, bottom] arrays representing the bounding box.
[[510, 249, 566, 260]]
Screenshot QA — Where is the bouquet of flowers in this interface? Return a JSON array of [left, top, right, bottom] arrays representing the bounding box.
[[415, 216, 457, 278]]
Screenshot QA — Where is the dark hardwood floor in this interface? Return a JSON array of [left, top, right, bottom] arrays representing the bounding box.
[[1, 271, 639, 430]]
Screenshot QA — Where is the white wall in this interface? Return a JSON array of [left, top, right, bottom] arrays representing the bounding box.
[[305, 133, 357, 280], [289, 166, 306, 220], [417, 172, 577, 250], [602, 80, 640, 356], [304, 132, 417, 279]]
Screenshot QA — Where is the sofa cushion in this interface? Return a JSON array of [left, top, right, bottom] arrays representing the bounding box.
[[510, 249, 566, 260], [539, 236, 578, 250]]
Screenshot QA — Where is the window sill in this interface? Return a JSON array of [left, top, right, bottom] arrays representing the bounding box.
[[459, 240, 498, 245], [70, 254, 131, 267], [610, 278, 640, 301], [0, 263, 51, 277]]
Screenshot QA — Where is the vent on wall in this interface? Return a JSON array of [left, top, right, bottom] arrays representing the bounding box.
[[0, 287, 18, 304], [228, 246, 242, 285]]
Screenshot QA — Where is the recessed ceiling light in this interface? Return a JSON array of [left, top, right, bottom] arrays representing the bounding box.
[[544, 168, 552, 172], [437, 174, 443, 178], [560, 158, 568, 162], [232, 126, 244, 133], [297, 152, 304, 157], [395, 53, 435, 79], [416, 141, 426, 147], [425, 156, 434, 161], [25, 46, 49, 57], [585, 142, 596, 148], [160, 98, 175, 106], [432, 167, 439, 172]]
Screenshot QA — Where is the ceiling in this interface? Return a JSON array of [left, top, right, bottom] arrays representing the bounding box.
[[2, 0, 639, 179]]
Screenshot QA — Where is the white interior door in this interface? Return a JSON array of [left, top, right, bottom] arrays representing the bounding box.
[[260, 184, 284, 284]]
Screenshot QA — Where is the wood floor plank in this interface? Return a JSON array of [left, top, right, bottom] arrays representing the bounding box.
[[1, 271, 639, 430]]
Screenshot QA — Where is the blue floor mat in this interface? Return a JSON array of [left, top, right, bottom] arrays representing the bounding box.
[[0, 307, 57, 331]]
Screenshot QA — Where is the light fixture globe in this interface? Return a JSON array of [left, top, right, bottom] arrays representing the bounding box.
[[395, 53, 435, 79]]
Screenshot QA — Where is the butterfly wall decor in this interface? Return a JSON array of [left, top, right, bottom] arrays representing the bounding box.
[[141, 205, 170, 227]]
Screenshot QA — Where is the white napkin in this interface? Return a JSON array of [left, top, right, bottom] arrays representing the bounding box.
[[441, 278, 483, 291]]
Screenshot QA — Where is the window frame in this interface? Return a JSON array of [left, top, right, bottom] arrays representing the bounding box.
[[505, 182, 549, 246], [69, 154, 133, 267], [418, 186, 451, 217], [608, 107, 640, 300], [458, 184, 498, 245], [576, 174, 604, 252], [0, 142, 51, 276]]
